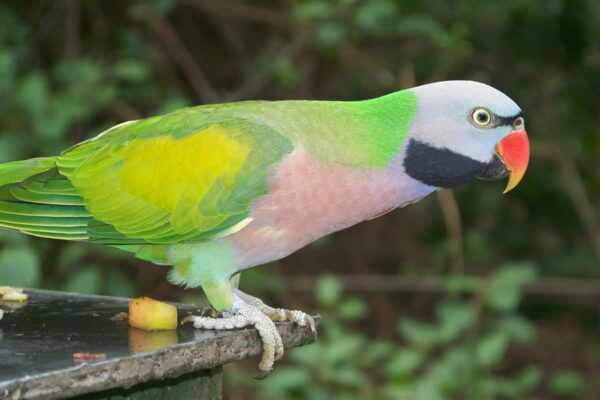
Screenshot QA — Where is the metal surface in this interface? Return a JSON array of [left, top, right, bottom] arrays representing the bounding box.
[[0, 289, 318, 399]]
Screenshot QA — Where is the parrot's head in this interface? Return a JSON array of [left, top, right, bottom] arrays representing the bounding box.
[[404, 80, 529, 193]]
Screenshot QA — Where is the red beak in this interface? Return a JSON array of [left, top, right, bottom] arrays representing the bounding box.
[[496, 128, 530, 193]]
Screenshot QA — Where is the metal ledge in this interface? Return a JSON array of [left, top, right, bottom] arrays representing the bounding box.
[[0, 289, 318, 400]]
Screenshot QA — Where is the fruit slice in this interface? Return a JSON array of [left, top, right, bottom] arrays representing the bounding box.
[[128, 296, 177, 331]]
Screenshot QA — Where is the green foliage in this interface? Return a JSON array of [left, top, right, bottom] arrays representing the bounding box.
[[550, 369, 589, 397], [387, 265, 541, 399], [230, 266, 549, 399], [487, 263, 537, 311], [315, 274, 342, 307], [0, 246, 40, 287], [62, 265, 101, 294]]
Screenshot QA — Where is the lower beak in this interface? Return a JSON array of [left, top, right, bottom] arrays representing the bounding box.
[[496, 128, 530, 193]]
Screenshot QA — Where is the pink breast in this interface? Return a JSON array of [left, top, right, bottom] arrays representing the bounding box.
[[227, 147, 433, 268]]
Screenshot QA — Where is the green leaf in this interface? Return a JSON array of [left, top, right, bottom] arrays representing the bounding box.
[[274, 59, 300, 88], [385, 349, 424, 378], [111, 59, 149, 83], [0, 50, 17, 94], [316, 274, 342, 306], [476, 333, 509, 367], [0, 135, 27, 163], [382, 384, 415, 400], [487, 262, 537, 311], [330, 366, 368, 387], [294, 0, 336, 20], [156, 95, 190, 114], [516, 365, 543, 393], [398, 319, 438, 348], [443, 274, 482, 294], [396, 15, 443, 37], [494, 315, 536, 343], [317, 22, 347, 47], [476, 376, 519, 399], [354, 0, 398, 34], [361, 340, 393, 366], [436, 301, 477, 342], [18, 72, 48, 118], [63, 265, 101, 294], [549, 369, 587, 395], [0, 229, 29, 246], [323, 334, 364, 364], [257, 367, 310, 398], [55, 59, 102, 85], [0, 246, 40, 287], [56, 243, 88, 273], [338, 296, 368, 320], [289, 341, 323, 366], [105, 269, 136, 298]]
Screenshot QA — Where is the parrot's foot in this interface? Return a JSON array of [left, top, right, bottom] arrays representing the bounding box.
[[182, 292, 283, 378], [234, 289, 317, 336], [198, 305, 221, 318]]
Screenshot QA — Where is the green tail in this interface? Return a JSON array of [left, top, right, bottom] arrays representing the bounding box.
[[0, 158, 58, 186], [0, 158, 170, 265], [0, 157, 93, 241]]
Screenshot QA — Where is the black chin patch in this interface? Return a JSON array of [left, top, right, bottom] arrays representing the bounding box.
[[403, 139, 495, 188]]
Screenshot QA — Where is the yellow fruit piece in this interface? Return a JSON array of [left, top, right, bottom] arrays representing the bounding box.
[[128, 297, 177, 331], [0, 286, 28, 302], [2, 291, 28, 301], [0, 286, 23, 295]]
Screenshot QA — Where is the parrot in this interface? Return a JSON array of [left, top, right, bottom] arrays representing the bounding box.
[[0, 80, 529, 377]]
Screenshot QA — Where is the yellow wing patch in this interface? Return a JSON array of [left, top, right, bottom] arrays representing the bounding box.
[[58, 108, 294, 245], [67, 125, 253, 240], [120, 126, 251, 212]]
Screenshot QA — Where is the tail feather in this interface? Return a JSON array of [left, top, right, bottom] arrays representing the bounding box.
[[0, 158, 58, 186], [1, 157, 172, 249], [0, 158, 93, 241]]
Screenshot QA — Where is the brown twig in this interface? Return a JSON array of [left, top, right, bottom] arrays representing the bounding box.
[[227, 30, 311, 100], [530, 140, 600, 262], [555, 150, 600, 261], [154, 18, 220, 103], [109, 101, 142, 121], [436, 189, 464, 274], [64, 0, 80, 58]]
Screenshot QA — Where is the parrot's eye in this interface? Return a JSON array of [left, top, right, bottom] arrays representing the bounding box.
[[472, 108, 492, 126]]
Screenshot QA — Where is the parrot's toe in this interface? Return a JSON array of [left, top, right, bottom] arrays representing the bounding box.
[[275, 342, 285, 361], [254, 368, 271, 380], [198, 305, 221, 318], [182, 293, 283, 376], [284, 309, 318, 338], [233, 288, 317, 336]]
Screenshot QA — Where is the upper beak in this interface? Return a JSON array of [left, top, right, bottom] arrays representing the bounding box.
[[496, 128, 530, 193]]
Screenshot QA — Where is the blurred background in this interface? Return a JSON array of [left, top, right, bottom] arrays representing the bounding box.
[[0, 1, 598, 399]]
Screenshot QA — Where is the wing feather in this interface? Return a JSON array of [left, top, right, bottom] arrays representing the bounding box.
[[58, 114, 293, 244]]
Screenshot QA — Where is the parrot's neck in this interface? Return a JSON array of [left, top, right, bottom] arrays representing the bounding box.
[[263, 89, 419, 169]]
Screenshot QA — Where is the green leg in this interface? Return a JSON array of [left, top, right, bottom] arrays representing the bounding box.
[[169, 242, 283, 376]]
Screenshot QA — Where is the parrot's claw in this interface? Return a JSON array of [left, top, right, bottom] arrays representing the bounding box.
[[285, 310, 317, 337], [182, 292, 282, 376], [198, 305, 221, 318], [234, 289, 316, 336], [183, 290, 315, 376]]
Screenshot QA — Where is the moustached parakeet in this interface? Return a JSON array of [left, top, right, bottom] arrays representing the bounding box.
[[0, 81, 529, 377]]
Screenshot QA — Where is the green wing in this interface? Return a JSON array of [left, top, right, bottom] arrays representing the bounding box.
[[0, 106, 293, 245]]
